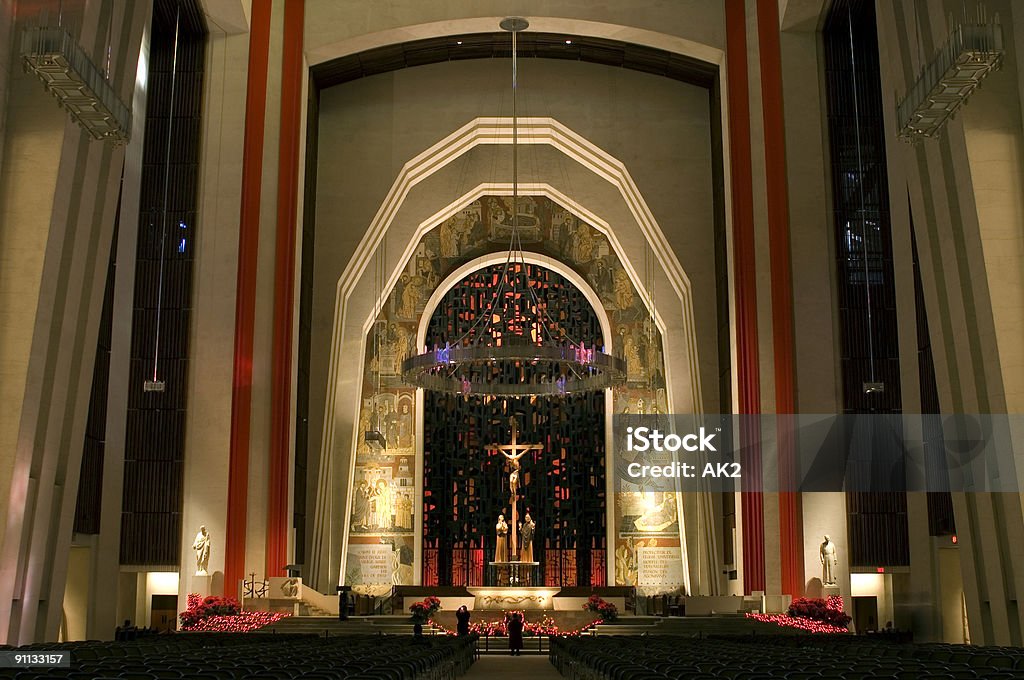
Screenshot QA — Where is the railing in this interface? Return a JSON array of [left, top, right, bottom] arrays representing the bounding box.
[[477, 633, 549, 654], [297, 582, 341, 616], [376, 591, 396, 615], [242, 573, 268, 599]]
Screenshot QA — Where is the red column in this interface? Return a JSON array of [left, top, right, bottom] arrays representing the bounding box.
[[266, 0, 305, 580], [756, 0, 803, 598], [725, 0, 765, 594], [225, 0, 272, 596]]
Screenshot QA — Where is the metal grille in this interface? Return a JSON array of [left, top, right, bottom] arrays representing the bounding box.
[[422, 263, 607, 586]]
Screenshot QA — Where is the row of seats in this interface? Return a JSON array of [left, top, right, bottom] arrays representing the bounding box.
[[0, 632, 477, 680], [549, 634, 1024, 680]]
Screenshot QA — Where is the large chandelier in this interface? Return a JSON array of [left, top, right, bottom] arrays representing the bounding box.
[[400, 17, 627, 397]]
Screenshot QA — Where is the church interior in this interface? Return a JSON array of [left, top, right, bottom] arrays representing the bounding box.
[[2, 0, 1024, 677]]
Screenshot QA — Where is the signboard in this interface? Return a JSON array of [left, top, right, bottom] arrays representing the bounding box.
[[347, 544, 393, 584], [637, 546, 685, 587]]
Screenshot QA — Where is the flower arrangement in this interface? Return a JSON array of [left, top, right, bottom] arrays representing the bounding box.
[[746, 595, 851, 634], [409, 595, 442, 623], [178, 593, 290, 632], [787, 596, 852, 628], [179, 594, 240, 628], [582, 594, 618, 621], [432, 610, 601, 637]]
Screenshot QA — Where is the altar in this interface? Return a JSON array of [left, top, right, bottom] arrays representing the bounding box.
[[468, 585, 558, 610], [393, 585, 629, 616]]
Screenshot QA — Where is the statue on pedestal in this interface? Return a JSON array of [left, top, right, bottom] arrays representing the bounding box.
[[520, 513, 535, 562], [495, 515, 509, 562], [192, 525, 211, 576], [820, 535, 837, 586]]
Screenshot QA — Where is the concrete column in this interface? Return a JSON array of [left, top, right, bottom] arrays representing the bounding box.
[[0, 0, 148, 644], [877, 0, 1024, 646], [88, 5, 152, 641], [179, 7, 249, 611], [779, 1, 841, 601]]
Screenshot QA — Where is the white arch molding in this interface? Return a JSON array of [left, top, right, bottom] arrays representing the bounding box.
[[306, 17, 725, 71], [316, 118, 709, 590]]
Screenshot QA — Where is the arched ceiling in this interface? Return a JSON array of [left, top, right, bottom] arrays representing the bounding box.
[[311, 32, 717, 90]]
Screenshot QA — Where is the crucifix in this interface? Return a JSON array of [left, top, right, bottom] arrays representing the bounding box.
[[488, 416, 543, 562]]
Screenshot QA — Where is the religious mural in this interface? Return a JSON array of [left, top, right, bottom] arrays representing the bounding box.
[[346, 195, 673, 589]]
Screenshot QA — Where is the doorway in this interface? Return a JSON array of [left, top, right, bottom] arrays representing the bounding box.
[[852, 595, 878, 633], [150, 594, 178, 632]]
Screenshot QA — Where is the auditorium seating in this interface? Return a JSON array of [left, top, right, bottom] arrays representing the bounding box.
[[549, 634, 1024, 680], [0, 632, 476, 680]]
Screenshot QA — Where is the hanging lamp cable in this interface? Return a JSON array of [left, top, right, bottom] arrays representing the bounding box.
[[148, 5, 180, 390], [848, 4, 879, 391], [400, 18, 626, 396]]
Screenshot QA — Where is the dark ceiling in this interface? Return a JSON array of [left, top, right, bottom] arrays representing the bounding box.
[[310, 31, 717, 90], [154, 0, 207, 35]]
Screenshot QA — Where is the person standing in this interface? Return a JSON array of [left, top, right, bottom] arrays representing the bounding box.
[[507, 612, 524, 656], [456, 605, 471, 636]]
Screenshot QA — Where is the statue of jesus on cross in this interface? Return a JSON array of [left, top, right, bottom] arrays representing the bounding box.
[[488, 416, 543, 562]]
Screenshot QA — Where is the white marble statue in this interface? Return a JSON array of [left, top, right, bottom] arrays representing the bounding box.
[[193, 525, 211, 576], [820, 535, 837, 586]]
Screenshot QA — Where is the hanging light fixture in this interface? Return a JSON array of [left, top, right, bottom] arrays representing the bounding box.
[[144, 4, 181, 393], [843, 4, 884, 396], [400, 18, 626, 397]]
